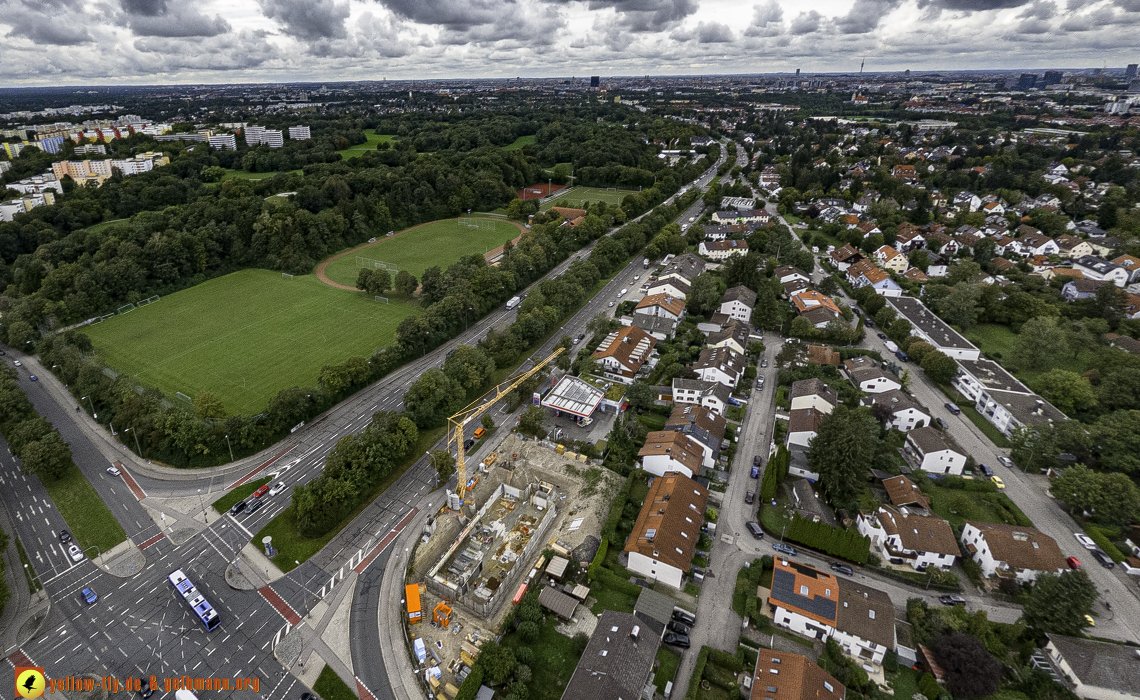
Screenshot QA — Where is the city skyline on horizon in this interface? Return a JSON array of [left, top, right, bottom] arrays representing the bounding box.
[[1, 0, 1139, 87]]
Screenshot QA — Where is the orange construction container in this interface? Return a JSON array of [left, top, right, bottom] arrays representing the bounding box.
[[512, 582, 528, 605], [405, 583, 422, 624]]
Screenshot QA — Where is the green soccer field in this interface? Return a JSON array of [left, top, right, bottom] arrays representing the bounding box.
[[540, 186, 637, 211], [83, 270, 417, 416], [322, 218, 519, 286]]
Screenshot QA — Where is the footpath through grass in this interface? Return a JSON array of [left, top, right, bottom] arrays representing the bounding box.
[[84, 270, 417, 415], [44, 465, 126, 556], [322, 218, 519, 285]]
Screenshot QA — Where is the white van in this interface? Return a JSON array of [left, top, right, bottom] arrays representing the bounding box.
[[618, 288, 628, 297]]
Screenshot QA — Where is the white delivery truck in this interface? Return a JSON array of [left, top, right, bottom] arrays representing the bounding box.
[[506, 296, 521, 310], [883, 340, 899, 353]]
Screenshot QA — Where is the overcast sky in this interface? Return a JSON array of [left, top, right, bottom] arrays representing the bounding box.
[[2, 0, 1139, 86]]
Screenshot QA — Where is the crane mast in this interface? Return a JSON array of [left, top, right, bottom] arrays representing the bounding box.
[[446, 347, 565, 502]]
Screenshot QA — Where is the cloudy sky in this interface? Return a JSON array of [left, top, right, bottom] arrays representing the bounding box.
[[2, 0, 1139, 85]]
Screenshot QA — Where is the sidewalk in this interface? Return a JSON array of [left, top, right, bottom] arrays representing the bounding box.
[[375, 506, 436, 700]]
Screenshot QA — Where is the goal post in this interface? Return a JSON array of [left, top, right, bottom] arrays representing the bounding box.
[[374, 296, 389, 304], [282, 272, 294, 279], [354, 256, 397, 272], [175, 391, 192, 403], [117, 303, 135, 315]]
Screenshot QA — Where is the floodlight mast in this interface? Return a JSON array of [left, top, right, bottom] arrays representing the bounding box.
[[447, 346, 565, 501]]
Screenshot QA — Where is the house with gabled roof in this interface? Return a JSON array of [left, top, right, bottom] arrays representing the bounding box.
[[719, 286, 757, 322], [1054, 234, 1093, 259], [905, 426, 966, 475], [874, 245, 908, 274], [1112, 254, 1140, 283], [665, 405, 726, 468], [560, 610, 659, 700], [638, 430, 704, 479], [1044, 633, 1140, 700], [707, 319, 751, 355], [858, 505, 958, 570], [830, 244, 864, 271], [693, 346, 746, 387], [903, 267, 930, 284], [791, 291, 843, 328], [881, 475, 930, 509], [843, 356, 902, 394], [863, 389, 931, 432], [1017, 229, 1060, 257], [895, 227, 926, 253], [749, 651, 844, 700], [646, 277, 690, 300], [790, 378, 837, 414], [960, 521, 1066, 582], [635, 293, 686, 322], [775, 266, 811, 285], [672, 378, 731, 416], [698, 239, 749, 261], [623, 473, 707, 589], [1073, 255, 1130, 287], [658, 252, 706, 286], [593, 325, 657, 384], [767, 559, 895, 666]]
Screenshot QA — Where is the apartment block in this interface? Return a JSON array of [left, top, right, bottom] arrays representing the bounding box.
[[208, 134, 237, 151], [288, 126, 311, 140]]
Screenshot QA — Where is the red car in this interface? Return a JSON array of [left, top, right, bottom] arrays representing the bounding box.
[[1066, 556, 1083, 570], [253, 484, 270, 499]]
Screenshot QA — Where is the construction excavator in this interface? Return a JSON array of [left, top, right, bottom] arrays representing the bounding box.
[[442, 346, 564, 511]]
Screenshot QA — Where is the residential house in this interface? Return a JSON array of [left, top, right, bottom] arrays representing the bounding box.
[[960, 522, 1066, 582], [990, 257, 1015, 273], [1044, 633, 1140, 700], [671, 378, 732, 416], [857, 221, 882, 238], [693, 347, 746, 388], [767, 559, 896, 666], [892, 164, 918, 183], [1106, 333, 1140, 356], [807, 344, 840, 366], [895, 228, 926, 253], [830, 244, 864, 271], [775, 266, 812, 285], [905, 426, 967, 475], [712, 209, 768, 224], [858, 505, 958, 570], [658, 253, 706, 287], [635, 293, 686, 322], [719, 286, 757, 323], [646, 278, 691, 300], [1062, 278, 1108, 301], [698, 239, 749, 261], [864, 389, 931, 432], [623, 473, 707, 589], [1073, 255, 1130, 287], [1112, 254, 1140, 283], [593, 325, 657, 384], [843, 356, 903, 394], [1055, 234, 1094, 259], [559, 610, 660, 700], [953, 358, 1068, 437], [630, 315, 678, 342], [1017, 230, 1060, 257], [875, 245, 909, 274], [881, 475, 931, 509], [847, 260, 903, 297], [981, 200, 1005, 215], [749, 651, 845, 700], [791, 291, 843, 329], [886, 297, 982, 360], [665, 405, 726, 469], [782, 278, 811, 298], [903, 267, 930, 284], [786, 408, 825, 448], [925, 230, 959, 256], [789, 379, 838, 414], [638, 430, 704, 479], [707, 319, 751, 356], [953, 191, 982, 212]]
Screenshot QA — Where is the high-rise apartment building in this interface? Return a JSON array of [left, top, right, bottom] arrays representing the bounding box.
[[244, 125, 265, 147], [590, 76, 600, 88], [1015, 73, 1038, 91], [288, 126, 310, 140], [1127, 64, 1139, 82], [1042, 70, 1063, 86], [261, 129, 284, 148], [208, 134, 237, 151]]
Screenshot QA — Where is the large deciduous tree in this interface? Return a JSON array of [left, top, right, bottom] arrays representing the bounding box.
[[932, 632, 1002, 699], [1012, 316, 1068, 371], [685, 272, 721, 317], [920, 349, 958, 385], [1036, 369, 1096, 415], [807, 405, 878, 511], [1021, 570, 1097, 635], [1050, 463, 1140, 526]]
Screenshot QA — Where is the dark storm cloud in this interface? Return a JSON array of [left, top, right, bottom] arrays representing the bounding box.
[[4, 0, 93, 44], [375, 0, 501, 30], [260, 0, 351, 39], [118, 0, 230, 37], [834, 0, 903, 33], [916, 0, 1031, 9], [584, 0, 699, 32]]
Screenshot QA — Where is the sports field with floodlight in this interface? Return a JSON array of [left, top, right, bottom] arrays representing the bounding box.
[[321, 217, 519, 287], [83, 270, 417, 416]]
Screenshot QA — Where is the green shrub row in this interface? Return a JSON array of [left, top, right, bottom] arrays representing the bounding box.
[[601, 474, 635, 543], [759, 445, 789, 502], [996, 494, 1034, 527], [587, 538, 610, 581], [594, 567, 641, 597], [454, 666, 484, 700], [784, 514, 870, 564], [684, 648, 711, 700]]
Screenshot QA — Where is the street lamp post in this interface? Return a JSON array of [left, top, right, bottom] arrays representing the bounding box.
[[81, 395, 96, 418], [197, 488, 207, 524], [224, 434, 234, 462], [125, 427, 141, 456]]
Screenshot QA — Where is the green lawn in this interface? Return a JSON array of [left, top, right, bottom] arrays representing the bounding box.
[[923, 482, 1020, 530], [215, 168, 302, 182], [83, 270, 418, 415], [540, 187, 639, 211], [965, 323, 1091, 389], [322, 218, 519, 285], [313, 665, 357, 700], [654, 647, 682, 695], [889, 666, 921, 700], [339, 129, 396, 158], [502, 135, 535, 151], [44, 465, 127, 557], [515, 618, 584, 700], [212, 477, 270, 513]]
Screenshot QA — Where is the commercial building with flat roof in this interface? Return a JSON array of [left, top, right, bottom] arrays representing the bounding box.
[[886, 296, 981, 360]]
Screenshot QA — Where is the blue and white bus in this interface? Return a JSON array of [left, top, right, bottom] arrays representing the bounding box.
[[168, 569, 220, 631]]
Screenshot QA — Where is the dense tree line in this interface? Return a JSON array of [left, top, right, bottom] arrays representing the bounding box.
[[0, 367, 75, 480]]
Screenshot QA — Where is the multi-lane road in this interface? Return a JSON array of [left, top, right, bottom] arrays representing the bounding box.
[[0, 145, 729, 699]]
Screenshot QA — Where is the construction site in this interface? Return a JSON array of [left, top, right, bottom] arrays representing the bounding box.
[[404, 432, 621, 700]]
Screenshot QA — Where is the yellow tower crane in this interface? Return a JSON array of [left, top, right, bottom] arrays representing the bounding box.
[[446, 347, 564, 502]]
